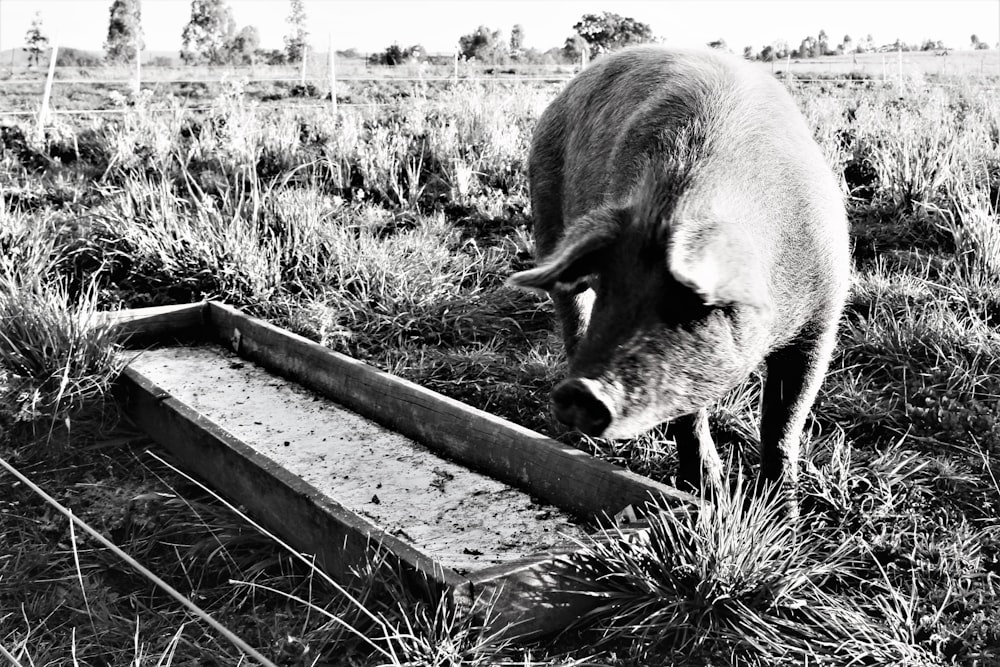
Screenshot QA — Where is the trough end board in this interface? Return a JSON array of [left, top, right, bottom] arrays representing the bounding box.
[[104, 302, 209, 343]]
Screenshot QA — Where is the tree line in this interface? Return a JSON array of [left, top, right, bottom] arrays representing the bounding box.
[[22, 0, 310, 67], [19, 2, 993, 69]]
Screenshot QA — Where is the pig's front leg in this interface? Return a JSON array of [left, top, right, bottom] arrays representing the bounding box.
[[672, 407, 723, 495], [759, 330, 838, 518]]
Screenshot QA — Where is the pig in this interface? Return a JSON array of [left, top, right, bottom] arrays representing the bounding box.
[[509, 46, 849, 515]]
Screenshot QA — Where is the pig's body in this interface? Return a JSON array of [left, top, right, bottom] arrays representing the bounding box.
[[510, 46, 849, 512]]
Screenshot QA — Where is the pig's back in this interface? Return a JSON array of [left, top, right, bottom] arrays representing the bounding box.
[[529, 46, 848, 329]]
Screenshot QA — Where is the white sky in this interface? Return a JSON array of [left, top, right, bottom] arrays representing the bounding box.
[[0, 0, 998, 55]]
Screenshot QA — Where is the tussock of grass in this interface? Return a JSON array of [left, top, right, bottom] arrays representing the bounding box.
[[300, 212, 525, 354], [0, 218, 123, 443], [831, 270, 1000, 452], [569, 478, 936, 666]]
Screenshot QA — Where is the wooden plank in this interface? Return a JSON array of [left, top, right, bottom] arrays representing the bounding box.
[[103, 302, 208, 342], [115, 365, 474, 606], [205, 302, 695, 519]]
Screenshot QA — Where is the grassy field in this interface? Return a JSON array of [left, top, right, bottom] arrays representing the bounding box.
[[1, 58, 999, 666]]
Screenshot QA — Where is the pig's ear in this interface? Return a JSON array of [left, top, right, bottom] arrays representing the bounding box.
[[668, 225, 772, 312], [508, 232, 612, 293], [509, 212, 620, 293]]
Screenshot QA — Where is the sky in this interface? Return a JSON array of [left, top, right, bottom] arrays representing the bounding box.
[[1, 0, 999, 56]]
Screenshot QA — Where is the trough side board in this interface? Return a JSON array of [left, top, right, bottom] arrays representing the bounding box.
[[204, 301, 694, 519]]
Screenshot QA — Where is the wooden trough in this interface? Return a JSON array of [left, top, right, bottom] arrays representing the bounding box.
[[108, 301, 695, 638]]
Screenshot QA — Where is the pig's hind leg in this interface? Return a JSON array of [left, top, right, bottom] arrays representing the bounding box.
[[759, 327, 838, 517]]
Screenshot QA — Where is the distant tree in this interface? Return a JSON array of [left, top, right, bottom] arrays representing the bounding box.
[[254, 48, 286, 65], [971, 34, 980, 48], [180, 0, 236, 65], [571, 12, 653, 58], [369, 42, 423, 65], [759, 44, 775, 61], [976, 40, 991, 50], [816, 29, 829, 56], [841, 34, 854, 53], [57, 47, 103, 67], [510, 23, 524, 56], [104, 0, 143, 63], [23, 12, 49, 67], [562, 33, 589, 63], [742, 45, 757, 60], [284, 0, 308, 63], [854, 33, 876, 53], [516, 46, 545, 63], [227, 25, 260, 64], [458, 25, 509, 63], [707, 38, 728, 51], [795, 36, 816, 58], [541, 46, 566, 64]]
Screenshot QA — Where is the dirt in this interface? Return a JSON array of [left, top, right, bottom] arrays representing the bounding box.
[[127, 344, 590, 573]]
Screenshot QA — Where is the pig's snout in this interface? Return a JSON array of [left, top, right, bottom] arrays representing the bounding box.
[[552, 378, 614, 436]]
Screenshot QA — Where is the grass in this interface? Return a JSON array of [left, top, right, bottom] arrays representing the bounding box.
[[0, 213, 125, 445], [569, 474, 936, 666], [1, 64, 998, 665]]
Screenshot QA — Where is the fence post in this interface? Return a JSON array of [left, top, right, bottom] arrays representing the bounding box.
[[300, 45, 308, 87], [897, 46, 903, 89], [453, 48, 458, 82], [133, 29, 142, 97], [328, 33, 337, 115], [36, 43, 58, 142]]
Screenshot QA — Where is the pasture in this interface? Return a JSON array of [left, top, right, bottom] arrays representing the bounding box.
[[1, 57, 999, 665]]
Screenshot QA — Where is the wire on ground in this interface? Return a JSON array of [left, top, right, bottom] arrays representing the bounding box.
[[0, 451, 280, 667]]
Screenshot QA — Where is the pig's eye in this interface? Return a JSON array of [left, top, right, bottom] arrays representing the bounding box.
[[551, 246, 607, 292], [555, 275, 594, 294]]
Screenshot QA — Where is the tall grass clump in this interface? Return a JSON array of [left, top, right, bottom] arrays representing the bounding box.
[[0, 212, 124, 443], [570, 479, 938, 665], [422, 81, 543, 198], [299, 209, 526, 355], [92, 168, 345, 311], [850, 94, 964, 213]]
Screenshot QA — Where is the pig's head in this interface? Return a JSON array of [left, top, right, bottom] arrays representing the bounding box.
[[510, 171, 773, 439]]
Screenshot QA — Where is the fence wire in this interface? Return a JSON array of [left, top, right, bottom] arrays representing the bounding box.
[[3, 58, 1000, 120]]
